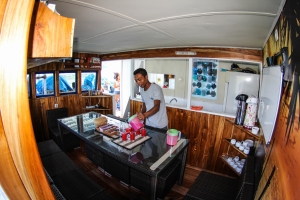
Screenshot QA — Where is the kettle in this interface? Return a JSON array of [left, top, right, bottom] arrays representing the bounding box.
[[167, 129, 181, 146], [234, 94, 248, 125], [243, 95, 258, 129]]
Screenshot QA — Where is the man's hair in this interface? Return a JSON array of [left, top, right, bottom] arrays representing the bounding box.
[[133, 68, 148, 77]]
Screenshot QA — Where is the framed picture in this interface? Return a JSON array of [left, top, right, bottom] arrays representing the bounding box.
[[191, 59, 218, 100]]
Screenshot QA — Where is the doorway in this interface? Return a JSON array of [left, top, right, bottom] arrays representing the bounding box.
[[101, 60, 121, 116]]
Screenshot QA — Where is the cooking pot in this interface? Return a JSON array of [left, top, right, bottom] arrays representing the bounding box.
[[167, 129, 181, 146], [128, 114, 144, 131]]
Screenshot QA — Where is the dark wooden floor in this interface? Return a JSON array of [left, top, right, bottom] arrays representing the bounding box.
[[66, 145, 202, 200]]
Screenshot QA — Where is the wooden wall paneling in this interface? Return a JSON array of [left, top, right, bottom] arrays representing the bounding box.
[[30, 71, 36, 98], [0, 0, 55, 198], [29, 99, 46, 142], [101, 47, 262, 63], [199, 113, 224, 170], [210, 116, 226, 171], [195, 112, 208, 168], [0, 113, 31, 199], [130, 100, 143, 116], [97, 68, 101, 90], [186, 112, 198, 165], [254, 146, 282, 200], [55, 70, 59, 96], [205, 114, 223, 171], [77, 69, 82, 93], [257, 99, 300, 200]]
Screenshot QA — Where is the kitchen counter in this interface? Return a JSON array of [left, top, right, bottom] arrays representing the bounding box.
[[131, 98, 235, 118]]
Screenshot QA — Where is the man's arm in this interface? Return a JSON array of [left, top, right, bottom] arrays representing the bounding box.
[[137, 100, 160, 120]]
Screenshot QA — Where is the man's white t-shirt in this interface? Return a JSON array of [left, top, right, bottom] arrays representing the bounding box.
[[140, 83, 168, 129]]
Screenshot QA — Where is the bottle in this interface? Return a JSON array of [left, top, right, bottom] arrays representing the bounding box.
[[126, 112, 130, 124]]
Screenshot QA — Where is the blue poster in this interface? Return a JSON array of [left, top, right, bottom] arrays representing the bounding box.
[[192, 59, 218, 99]]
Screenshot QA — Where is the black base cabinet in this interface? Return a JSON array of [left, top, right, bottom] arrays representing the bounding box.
[[85, 143, 182, 199], [103, 154, 131, 185]]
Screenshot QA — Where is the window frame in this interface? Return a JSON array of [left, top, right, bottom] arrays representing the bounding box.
[[35, 71, 55, 98], [27, 73, 31, 98], [81, 70, 98, 93], [58, 71, 78, 95]]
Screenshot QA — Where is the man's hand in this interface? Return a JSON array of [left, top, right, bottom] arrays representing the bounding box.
[[137, 112, 145, 120]]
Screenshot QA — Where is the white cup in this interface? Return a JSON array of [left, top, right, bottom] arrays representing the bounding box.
[[239, 145, 245, 151], [234, 156, 239, 162], [242, 141, 248, 147], [233, 164, 238, 170], [227, 157, 233, 162], [244, 147, 250, 154], [231, 139, 236, 145], [235, 141, 241, 147], [241, 159, 246, 163], [252, 127, 259, 135]]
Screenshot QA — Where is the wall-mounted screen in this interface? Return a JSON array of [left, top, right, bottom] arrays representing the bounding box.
[[258, 66, 283, 145]]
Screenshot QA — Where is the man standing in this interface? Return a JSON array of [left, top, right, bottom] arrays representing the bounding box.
[[133, 68, 168, 130]]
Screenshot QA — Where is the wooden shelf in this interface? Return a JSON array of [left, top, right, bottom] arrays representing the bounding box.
[[83, 108, 111, 111], [64, 62, 101, 66], [82, 95, 111, 98], [220, 156, 241, 176], [224, 138, 247, 157], [225, 118, 260, 139], [61, 67, 99, 71], [82, 95, 112, 113]]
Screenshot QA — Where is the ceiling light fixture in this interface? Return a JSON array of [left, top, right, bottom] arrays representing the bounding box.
[[175, 51, 197, 55]]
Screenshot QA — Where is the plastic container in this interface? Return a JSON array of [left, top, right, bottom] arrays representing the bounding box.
[[128, 114, 144, 131], [166, 129, 181, 146]]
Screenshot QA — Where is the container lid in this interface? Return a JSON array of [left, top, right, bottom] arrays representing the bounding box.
[[235, 94, 248, 101], [167, 129, 179, 136], [246, 95, 258, 103], [128, 114, 137, 122]]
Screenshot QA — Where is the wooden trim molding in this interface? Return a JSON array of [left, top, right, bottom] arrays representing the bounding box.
[[100, 47, 262, 62], [0, 0, 54, 199]]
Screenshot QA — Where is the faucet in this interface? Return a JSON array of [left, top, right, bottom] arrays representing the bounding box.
[[169, 98, 177, 104]]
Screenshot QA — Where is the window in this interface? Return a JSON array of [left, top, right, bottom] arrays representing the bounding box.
[[81, 71, 97, 91], [27, 74, 31, 98], [148, 73, 176, 89], [59, 71, 77, 94], [35, 72, 55, 97]]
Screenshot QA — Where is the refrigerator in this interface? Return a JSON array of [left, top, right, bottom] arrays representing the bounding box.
[[223, 71, 260, 114]]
